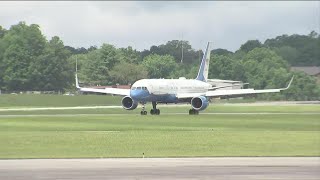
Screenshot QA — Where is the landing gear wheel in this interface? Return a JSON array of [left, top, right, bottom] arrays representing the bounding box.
[[150, 101, 160, 115], [189, 109, 199, 115], [141, 111, 147, 115], [150, 109, 160, 115]]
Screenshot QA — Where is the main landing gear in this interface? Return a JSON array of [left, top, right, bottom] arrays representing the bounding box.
[[189, 109, 199, 115], [150, 101, 160, 115]]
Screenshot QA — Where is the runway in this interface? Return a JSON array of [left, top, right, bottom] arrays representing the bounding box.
[[0, 101, 319, 111], [0, 112, 319, 118], [0, 157, 319, 180]]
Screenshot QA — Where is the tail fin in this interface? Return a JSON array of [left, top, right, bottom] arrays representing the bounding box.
[[196, 42, 211, 82]]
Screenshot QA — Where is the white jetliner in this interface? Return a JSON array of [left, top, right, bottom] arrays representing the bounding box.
[[76, 42, 293, 115]]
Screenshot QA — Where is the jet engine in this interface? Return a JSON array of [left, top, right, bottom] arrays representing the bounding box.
[[191, 96, 209, 111], [121, 96, 138, 110]]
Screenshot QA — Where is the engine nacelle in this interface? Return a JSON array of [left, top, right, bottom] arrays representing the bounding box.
[[191, 96, 209, 111], [121, 96, 138, 110]]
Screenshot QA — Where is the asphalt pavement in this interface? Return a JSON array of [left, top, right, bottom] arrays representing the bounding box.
[[0, 157, 319, 180]]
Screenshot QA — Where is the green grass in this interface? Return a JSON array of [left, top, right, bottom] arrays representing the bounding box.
[[0, 94, 122, 107], [1, 108, 319, 158], [1, 95, 319, 158]]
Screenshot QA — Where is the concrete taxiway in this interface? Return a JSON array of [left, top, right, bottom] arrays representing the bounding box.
[[0, 157, 319, 180]]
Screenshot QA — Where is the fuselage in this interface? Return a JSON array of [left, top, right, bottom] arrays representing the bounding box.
[[130, 78, 211, 103]]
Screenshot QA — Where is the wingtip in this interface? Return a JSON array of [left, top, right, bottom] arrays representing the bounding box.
[[284, 75, 294, 90], [75, 57, 81, 89], [75, 72, 82, 89]]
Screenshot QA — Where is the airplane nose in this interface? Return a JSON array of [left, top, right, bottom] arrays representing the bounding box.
[[130, 90, 139, 99], [130, 90, 149, 100]]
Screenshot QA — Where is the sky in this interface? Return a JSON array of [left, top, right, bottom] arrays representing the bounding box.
[[0, 1, 319, 52]]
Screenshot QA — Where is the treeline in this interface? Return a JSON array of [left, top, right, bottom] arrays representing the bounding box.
[[0, 22, 319, 100]]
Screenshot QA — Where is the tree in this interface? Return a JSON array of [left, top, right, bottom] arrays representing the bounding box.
[[212, 48, 233, 56], [142, 54, 177, 78], [281, 71, 320, 101], [0, 26, 6, 88], [109, 62, 148, 85], [64, 46, 88, 55], [87, 46, 97, 52], [80, 50, 107, 85], [209, 55, 243, 81], [116, 46, 140, 64], [141, 40, 200, 65], [239, 40, 262, 53], [0, 22, 46, 90], [241, 48, 289, 89], [99, 44, 119, 69], [274, 46, 299, 65], [264, 32, 320, 66], [308, 31, 319, 38], [29, 36, 73, 91], [78, 44, 119, 86]]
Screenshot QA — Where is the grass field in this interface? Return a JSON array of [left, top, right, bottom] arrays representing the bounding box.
[[0, 94, 122, 107], [1, 105, 319, 158]]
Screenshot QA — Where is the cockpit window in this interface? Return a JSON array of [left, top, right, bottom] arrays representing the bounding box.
[[131, 87, 148, 90]]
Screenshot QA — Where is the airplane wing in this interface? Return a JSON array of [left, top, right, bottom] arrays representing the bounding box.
[[208, 83, 249, 90], [177, 76, 294, 99], [76, 74, 130, 96]]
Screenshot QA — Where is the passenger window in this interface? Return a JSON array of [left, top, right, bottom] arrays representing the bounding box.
[[137, 87, 141, 90]]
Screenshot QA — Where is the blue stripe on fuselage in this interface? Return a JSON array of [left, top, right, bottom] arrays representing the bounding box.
[[130, 89, 178, 103]]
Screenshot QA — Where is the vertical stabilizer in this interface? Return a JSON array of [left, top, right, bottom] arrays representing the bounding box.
[[196, 42, 211, 82]]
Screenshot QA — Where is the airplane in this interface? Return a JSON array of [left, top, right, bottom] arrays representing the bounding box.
[[76, 42, 294, 115]]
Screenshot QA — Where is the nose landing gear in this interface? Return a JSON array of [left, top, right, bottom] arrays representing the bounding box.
[[140, 103, 147, 115]]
